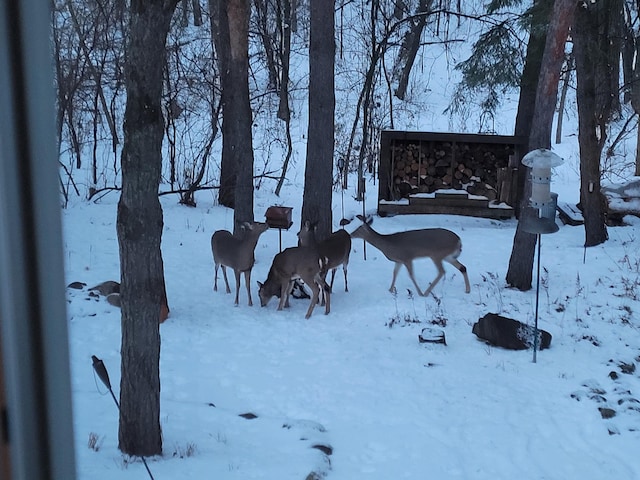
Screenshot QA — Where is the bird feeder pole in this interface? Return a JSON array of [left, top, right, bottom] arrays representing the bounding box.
[[520, 149, 564, 363]]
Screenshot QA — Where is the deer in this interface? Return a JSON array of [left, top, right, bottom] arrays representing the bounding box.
[[211, 221, 269, 306], [350, 215, 471, 297], [297, 220, 351, 297], [257, 246, 330, 319]]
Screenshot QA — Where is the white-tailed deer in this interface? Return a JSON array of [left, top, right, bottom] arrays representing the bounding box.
[[257, 246, 330, 319], [351, 215, 470, 297], [297, 220, 351, 294], [211, 221, 269, 306]]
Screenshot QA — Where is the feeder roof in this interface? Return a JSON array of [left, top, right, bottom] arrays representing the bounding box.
[[522, 148, 564, 168]]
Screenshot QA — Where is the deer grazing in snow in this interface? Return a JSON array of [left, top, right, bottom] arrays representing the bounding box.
[[211, 221, 269, 306], [297, 220, 351, 295], [350, 215, 470, 297], [257, 246, 330, 319]]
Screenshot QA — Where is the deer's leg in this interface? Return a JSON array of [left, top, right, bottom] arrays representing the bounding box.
[[319, 271, 329, 306], [313, 273, 330, 314], [405, 261, 425, 296], [322, 278, 331, 315], [277, 282, 289, 310], [221, 266, 231, 294], [244, 270, 253, 306], [305, 280, 320, 319], [389, 262, 403, 293], [329, 268, 337, 291], [233, 270, 242, 305], [342, 263, 349, 292], [423, 260, 446, 297], [283, 280, 294, 308], [214, 263, 220, 291], [446, 258, 471, 293]]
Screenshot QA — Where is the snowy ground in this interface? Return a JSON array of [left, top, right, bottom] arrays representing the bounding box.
[[64, 158, 640, 479]]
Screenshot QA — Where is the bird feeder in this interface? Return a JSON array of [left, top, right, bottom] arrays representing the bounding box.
[[265, 206, 293, 252], [519, 148, 564, 363], [521, 149, 563, 234]]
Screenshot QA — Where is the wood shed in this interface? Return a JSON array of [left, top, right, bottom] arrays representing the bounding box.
[[377, 130, 526, 219]]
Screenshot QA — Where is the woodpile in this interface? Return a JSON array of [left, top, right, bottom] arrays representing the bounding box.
[[390, 140, 516, 201], [602, 179, 640, 225]]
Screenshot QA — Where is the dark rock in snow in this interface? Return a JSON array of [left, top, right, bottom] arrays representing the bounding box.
[[472, 313, 551, 351], [598, 407, 616, 419]]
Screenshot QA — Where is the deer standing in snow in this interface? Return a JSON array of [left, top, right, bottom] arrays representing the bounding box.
[[211, 221, 269, 306], [297, 220, 351, 296], [257, 246, 330, 319], [350, 215, 470, 297]]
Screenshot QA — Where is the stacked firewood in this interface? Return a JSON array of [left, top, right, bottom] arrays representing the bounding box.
[[390, 141, 515, 198]]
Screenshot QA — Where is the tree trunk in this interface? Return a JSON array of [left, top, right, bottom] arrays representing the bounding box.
[[623, 7, 640, 175], [216, 0, 255, 223], [573, 0, 614, 247], [301, 0, 335, 239], [207, 0, 222, 134], [277, 0, 292, 121], [555, 53, 573, 144], [505, 0, 550, 291], [229, 0, 255, 225], [506, 0, 575, 290], [192, 0, 203, 26], [215, 0, 234, 208], [393, 0, 433, 101], [274, 0, 294, 196], [255, 0, 279, 90], [116, 0, 177, 457]]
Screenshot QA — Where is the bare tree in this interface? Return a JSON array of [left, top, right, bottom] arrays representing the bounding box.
[[116, 0, 178, 456], [622, 1, 640, 176], [392, 0, 434, 100], [273, 0, 296, 196], [254, 0, 280, 90], [52, 0, 127, 200]]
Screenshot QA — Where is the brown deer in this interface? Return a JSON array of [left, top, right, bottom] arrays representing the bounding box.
[[257, 246, 330, 319], [211, 221, 269, 306], [297, 220, 351, 294], [351, 215, 470, 297]]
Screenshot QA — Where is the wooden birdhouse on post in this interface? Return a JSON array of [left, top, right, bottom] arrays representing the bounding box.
[[265, 206, 293, 252]]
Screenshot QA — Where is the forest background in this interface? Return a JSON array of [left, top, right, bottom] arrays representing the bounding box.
[[53, 0, 640, 206]]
